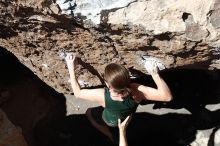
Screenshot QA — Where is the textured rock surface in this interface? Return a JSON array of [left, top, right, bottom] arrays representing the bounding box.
[[0, 0, 220, 95], [0, 1, 220, 146], [1, 32, 220, 146], [56, 0, 135, 24]]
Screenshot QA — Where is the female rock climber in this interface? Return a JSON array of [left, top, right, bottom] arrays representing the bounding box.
[[65, 53, 173, 144]]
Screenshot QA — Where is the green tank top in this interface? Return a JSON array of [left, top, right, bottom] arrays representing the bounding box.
[[102, 87, 139, 127]]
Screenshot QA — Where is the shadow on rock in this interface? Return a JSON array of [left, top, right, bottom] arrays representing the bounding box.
[[129, 68, 220, 130], [43, 112, 196, 146], [40, 107, 220, 146], [0, 24, 18, 39], [1, 46, 220, 146], [0, 46, 66, 146]]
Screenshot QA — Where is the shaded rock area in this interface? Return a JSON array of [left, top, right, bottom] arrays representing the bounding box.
[[1, 46, 220, 146], [0, 109, 28, 146], [0, 0, 220, 93], [0, 47, 66, 146]]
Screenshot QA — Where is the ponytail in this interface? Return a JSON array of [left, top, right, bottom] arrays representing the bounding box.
[[113, 87, 131, 99]]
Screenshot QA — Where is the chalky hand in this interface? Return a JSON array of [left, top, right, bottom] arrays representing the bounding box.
[[65, 53, 76, 71]]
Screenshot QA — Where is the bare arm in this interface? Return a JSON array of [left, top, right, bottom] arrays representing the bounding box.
[[65, 54, 105, 106], [119, 127, 127, 146], [67, 59, 80, 97], [139, 73, 172, 101], [118, 116, 131, 146], [135, 59, 173, 102], [151, 73, 172, 100]]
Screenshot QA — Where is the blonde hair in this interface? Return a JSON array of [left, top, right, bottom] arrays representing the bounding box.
[[104, 63, 131, 98]]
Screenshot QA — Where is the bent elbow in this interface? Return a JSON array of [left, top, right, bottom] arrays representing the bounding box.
[[163, 95, 173, 102], [74, 94, 80, 98], [71, 85, 82, 98], [159, 92, 173, 102], [73, 91, 81, 99]]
